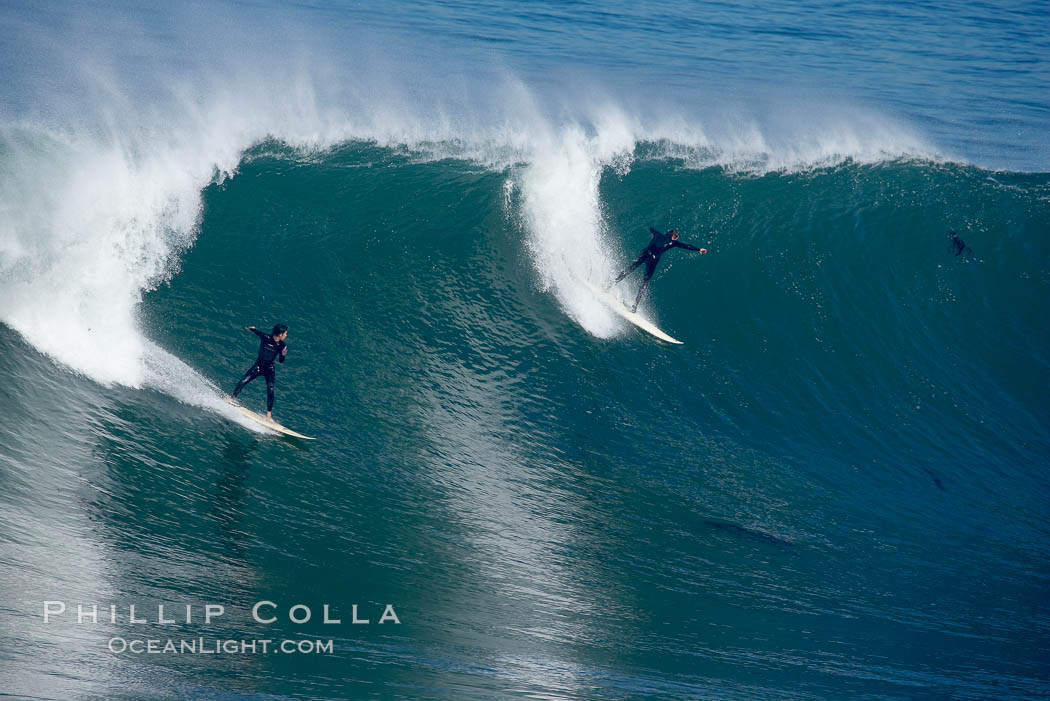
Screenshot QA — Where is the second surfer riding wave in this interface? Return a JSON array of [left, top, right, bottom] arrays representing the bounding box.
[[611, 227, 707, 312]]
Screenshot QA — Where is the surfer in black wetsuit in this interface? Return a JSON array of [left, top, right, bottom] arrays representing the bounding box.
[[948, 231, 972, 257], [611, 228, 707, 312], [229, 324, 288, 421]]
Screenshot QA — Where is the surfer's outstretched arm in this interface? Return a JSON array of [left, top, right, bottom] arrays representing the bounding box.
[[672, 241, 708, 254], [246, 325, 267, 338]]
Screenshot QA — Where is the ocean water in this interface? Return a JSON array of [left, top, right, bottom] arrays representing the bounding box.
[[1, 1, 1048, 699]]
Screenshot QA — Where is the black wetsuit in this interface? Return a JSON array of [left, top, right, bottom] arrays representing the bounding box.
[[613, 227, 702, 311], [231, 328, 286, 412], [949, 232, 971, 257]]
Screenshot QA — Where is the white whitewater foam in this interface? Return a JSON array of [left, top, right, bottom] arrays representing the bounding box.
[[0, 36, 942, 396]]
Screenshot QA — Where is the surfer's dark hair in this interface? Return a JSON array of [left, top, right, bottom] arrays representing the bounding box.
[[273, 324, 288, 336]]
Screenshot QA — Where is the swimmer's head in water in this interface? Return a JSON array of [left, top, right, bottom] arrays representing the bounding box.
[[949, 230, 958, 238], [669, 228, 680, 240]]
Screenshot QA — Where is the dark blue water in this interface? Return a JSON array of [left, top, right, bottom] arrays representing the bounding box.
[[1, 2, 1048, 699]]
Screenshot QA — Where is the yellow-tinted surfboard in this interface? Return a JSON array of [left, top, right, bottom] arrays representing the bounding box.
[[230, 404, 316, 440], [583, 280, 683, 345]]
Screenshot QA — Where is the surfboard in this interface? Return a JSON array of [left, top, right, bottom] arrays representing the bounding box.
[[583, 280, 683, 345], [230, 404, 316, 440]]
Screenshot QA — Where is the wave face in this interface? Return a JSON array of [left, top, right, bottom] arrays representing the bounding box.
[[2, 1, 1049, 699], [3, 133, 1049, 698]]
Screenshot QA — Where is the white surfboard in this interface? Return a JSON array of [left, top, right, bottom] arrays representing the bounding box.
[[230, 404, 316, 440], [583, 280, 683, 345]]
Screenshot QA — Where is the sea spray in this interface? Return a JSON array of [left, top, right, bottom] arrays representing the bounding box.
[[1, 54, 942, 396]]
